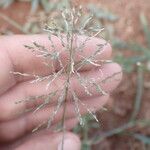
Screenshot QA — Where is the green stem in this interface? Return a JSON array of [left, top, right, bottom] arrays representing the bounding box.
[[130, 63, 144, 121], [90, 119, 150, 145], [61, 31, 74, 150]]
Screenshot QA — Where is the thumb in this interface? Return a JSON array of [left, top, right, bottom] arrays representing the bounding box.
[[13, 131, 81, 150]]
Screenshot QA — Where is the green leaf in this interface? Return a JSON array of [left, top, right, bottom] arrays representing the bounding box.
[[87, 3, 118, 22], [31, 0, 40, 13], [140, 13, 150, 48], [133, 133, 150, 145], [115, 55, 147, 72], [82, 143, 91, 150], [112, 38, 128, 49], [113, 38, 150, 72]]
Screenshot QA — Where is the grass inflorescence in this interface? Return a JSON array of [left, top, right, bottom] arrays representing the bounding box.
[[11, 6, 121, 149]]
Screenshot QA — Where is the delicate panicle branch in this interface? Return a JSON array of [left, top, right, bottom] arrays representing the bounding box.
[[75, 70, 92, 96], [32, 121, 47, 133], [75, 43, 107, 71], [33, 91, 57, 114], [46, 67, 64, 90], [79, 99, 99, 123], [47, 88, 66, 129], [72, 91, 84, 126], [15, 90, 58, 105]]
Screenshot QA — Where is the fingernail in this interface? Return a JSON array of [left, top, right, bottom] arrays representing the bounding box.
[[58, 139, 79, 150]]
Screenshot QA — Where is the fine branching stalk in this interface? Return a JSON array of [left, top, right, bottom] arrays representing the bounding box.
[[11, 6, 121, 150]]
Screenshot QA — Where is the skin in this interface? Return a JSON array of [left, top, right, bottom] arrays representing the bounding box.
[[0, 35, 122, 150]]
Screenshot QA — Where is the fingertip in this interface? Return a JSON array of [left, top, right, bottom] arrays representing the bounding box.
[[108, 62, 122, 79], [101, 62, 123, 91], [77, 36, 112, 60], [57, 132, 81, 150], [91, 37, 112, 60], [104, 42, 112, 59], [13, 131, 81, 150]]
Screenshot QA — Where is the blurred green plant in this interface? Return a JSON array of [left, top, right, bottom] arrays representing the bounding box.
[[0, 1, 118, 35], [0, 0, 71, 34], [73, 114, 100, 150], [133, 133, 150, 145], [87, 3, 118, 22], [74, 118, 150, 150], [113, 13, 150, 72], [0, 0, 70, 13]]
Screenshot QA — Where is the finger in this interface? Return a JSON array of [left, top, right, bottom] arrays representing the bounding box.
[[0, 63, 122, 121], [8, 132, 81, 150], [0, 117, 78, 143], [0, 35, 112, 94], [0, 95, 109, 142]]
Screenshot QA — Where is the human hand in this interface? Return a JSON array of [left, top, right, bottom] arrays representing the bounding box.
[[0, 35, 122, 150]]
